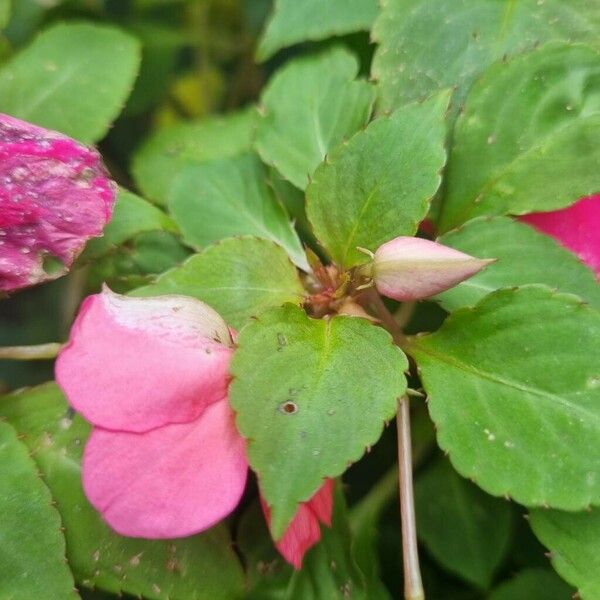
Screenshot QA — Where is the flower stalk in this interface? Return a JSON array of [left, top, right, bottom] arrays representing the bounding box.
[[366, 288, 424, 599], [397, 394, 424, 600], [0, 343, 63, 360]]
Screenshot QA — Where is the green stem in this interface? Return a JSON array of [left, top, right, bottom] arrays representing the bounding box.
[[0, 343, 63, 360], [397, 395, 424, 600]]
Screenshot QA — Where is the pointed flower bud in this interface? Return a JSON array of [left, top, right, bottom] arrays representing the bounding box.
[[372, 236, 494, 301], [0, 114, 116, 292]]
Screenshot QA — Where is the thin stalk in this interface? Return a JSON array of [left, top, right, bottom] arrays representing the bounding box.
[[397, 395, 424, 600], [61, 265, 88, 336], [395, 301, 416, 331], [364, 288, 409, 349], [0, 343, 62, 360], [366, 288, 423, 599]]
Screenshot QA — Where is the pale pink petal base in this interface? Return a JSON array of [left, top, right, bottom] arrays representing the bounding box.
[[519, 195, 600, 277], [261, 480, 335, 569], [374, 236, 493, 301], [83, 399, 248, 538], [56, 289, 233, 432], [0, 113, 116, 292]]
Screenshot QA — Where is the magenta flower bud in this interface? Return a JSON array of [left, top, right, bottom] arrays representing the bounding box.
[[373, 236, 494, 301], [0, 114, 117, 292]]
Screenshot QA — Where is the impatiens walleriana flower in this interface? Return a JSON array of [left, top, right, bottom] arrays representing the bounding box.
[[261, 478, 334, 569], [56, 287, 332, 567], [519, 195, 600, 277], [372, 236, 494, 301], [0, 114, 116, 292]]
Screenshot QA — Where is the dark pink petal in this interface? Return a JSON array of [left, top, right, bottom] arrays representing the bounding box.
[[0, 114, 116, 292], [82, 398, 248, 538], [306, 479, 334, 527], [260, 499, 321, 570], [260, 480, 334, 570], [374, 236, 494, 301], [56, 287, 233, 432], [519, 195, 600, 277]]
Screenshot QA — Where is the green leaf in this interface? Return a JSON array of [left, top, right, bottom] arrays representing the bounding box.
[[435, 217, 600, 311], [237, 501, 291, 599], [124, 22, 184, 116], [0, 419, 77, 600], [0, 0, 10, 29], [168, 153, 308, 270], [306, 92, 449, 267], [83, 189, 178, 260], [410, 286, 600, 510], [255, 47, 375, 190], [269, 167, 315, 245], [0, 383, 245, 600], [239, 485, 373, 600], [439, 43, 600, 232], [489, 568, 574, 600], [414, 458, 512, 589], [132, 107, 257, 203], [87, 231, 189, 294], [348, 469, 397, 600], [529, 509, 600, 600], [372, 0, 599, 113], [230, 305, 407, 538], [257, 0, 379, 61], [0, 23, 140, 143], [132, 236, 304, 329]]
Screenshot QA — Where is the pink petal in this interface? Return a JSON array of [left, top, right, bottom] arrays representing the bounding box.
[[82, 398, 248, 538], [260, 499, 321, 570], [0, 114, 116, 292], [260, 480, 334, 570], [374, 236, 494, 301], [519, 195, 600, 277], [56, 287, 233, 432], [306, 479, 334, 527]]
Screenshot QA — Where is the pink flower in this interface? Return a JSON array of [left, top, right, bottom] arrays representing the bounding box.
[[261, 479, 334, 569], [372, 236, 494, 301], [0, 114, 116, 292], [519, 195, 600, 278], [55, 287, 332, 567]]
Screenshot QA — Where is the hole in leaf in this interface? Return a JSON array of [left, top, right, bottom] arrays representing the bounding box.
[[42, 254, 65, 275], [279, 401, 298, 415]]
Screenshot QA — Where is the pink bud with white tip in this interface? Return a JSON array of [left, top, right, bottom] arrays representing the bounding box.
[[373, 236, 494, 301]]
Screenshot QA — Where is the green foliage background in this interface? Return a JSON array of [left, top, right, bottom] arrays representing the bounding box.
[[0, 1, 598, 599]]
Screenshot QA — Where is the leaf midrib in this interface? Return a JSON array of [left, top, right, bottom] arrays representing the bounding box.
[[411, 341, 599, 424]]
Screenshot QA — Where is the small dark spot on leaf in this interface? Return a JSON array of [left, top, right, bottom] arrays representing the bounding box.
[[279, 401, 298, 415]]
